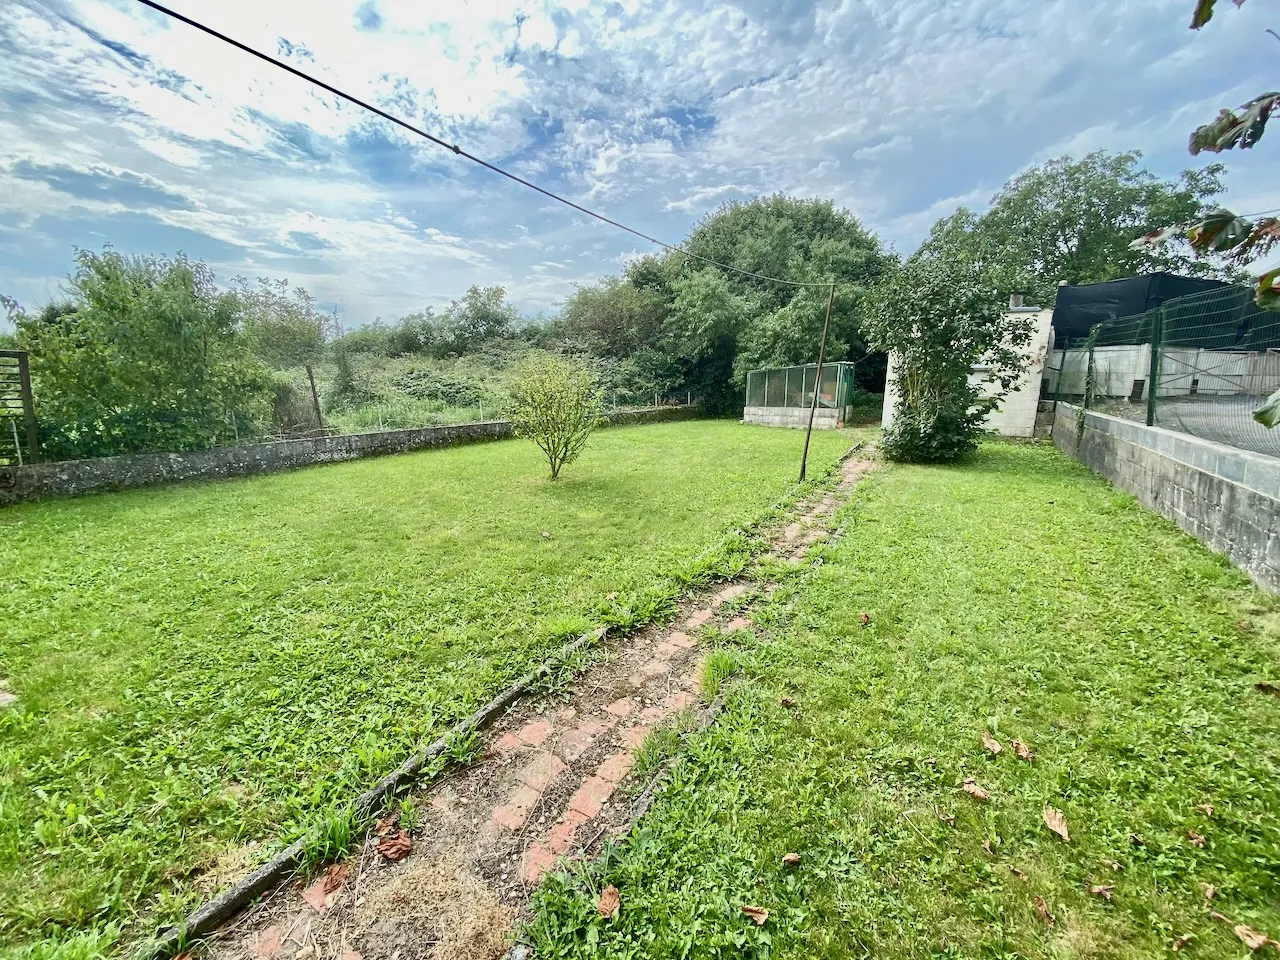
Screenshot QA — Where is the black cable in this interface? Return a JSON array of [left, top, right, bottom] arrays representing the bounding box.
[[133, 0, 835, 289]]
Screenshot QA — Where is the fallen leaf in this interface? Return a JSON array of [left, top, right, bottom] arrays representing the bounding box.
[[963, 779, 990, 801], [373, 814, 398, 837], [1187, 831, 1206, 848], [742, 905, 769, 926], [1101, 859, 1123, 872], [981, 839, 993, 855], [1009, 865, 1028, 881], [1238, 619, 1255, 632], [982, 731, 1002, 755], [1210, 910, 1230, 923], [322, 863, 350, 894], [1043, 806, 1070, 842], [781, 853, 802, 868], [859, 612, 871, 626], [1011, 739, 1035, 762], [1088, 884, 1114, 902], [598, 884, 620, 920], [1201, 883, 1218, 901], [1235, 925, 1269, 950], [302, 865, 348, 914], [780, 696, 796, 707], [1195, 803, 1215, 817], [938, 810, 956, 827], [1256, 682, 1280, 697], [377, 830, 412, 862], [1172, 933, 1194, 951], [1130, 833, 1145, 847], [1034, 896, 1056, 928]]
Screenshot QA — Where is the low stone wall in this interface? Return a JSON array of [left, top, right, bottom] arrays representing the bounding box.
[[0, 406, 701, 506], [1052, 402, 1280, 592], [743, 405, 845, 429]]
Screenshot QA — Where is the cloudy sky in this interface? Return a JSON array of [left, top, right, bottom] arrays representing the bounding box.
[[1, 0, 1277, 328]]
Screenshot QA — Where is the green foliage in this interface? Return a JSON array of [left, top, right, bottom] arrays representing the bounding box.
[[508, 353, 605, 480], [0, 421, 850, 954], [7, 248, 269, 459], [233, 278, 336, 369], [864, 256, 1032, 462], [528, 443, 1280, 959]]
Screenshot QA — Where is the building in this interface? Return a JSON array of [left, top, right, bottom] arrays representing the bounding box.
[[743, 361, 861, 429]]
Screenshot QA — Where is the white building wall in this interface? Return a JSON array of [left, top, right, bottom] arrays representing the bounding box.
[[882, 307, 1054, 439]]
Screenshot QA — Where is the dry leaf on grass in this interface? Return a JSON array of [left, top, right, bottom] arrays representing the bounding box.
[[373, 815, 398, 837], [1172, 934, 1195, 951], [1195, 803, 1215, 816], [981, 839, 993, 855], [1210, 910, 1230, 923], [859, 612, 871, 626], [1235, 925, 1269, 950], [1187, 831, 1206, 848], [982, 731, 1002, 755], [377, 830, 412, 862], [598, 885, 620, 920], [302, 863, 350, 913], [780, 696, 796, 708], [1042, 806, 1070, 841], [1009, 865, 1028, 881], [1101, 859, 1123, 872], [781, 853, 802, 868], [742, 905, 769, 926], [962, 779, 990, 801], [1034, 896, 1056, 928], [938, 810, 956, 827], [1130, 833, 1145, 847], [1011, 739, 1035, 762], [1201, 883, 1218, 901], [1088, 884, 1114, 902]]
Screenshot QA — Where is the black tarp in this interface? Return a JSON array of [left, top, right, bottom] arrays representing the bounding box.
[[1051, 273, 1228, 341]]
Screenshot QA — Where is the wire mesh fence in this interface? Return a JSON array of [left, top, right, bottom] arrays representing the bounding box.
[[1049, 284, 1280, 457]]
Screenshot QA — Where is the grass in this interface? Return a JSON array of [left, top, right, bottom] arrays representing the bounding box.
[[528, 441, 1280, 959], [0, 420, 852, 954]]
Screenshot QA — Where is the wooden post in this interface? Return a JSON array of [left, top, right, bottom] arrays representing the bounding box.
[[305, 364, 324, 434], [799, 283, 836, 483]]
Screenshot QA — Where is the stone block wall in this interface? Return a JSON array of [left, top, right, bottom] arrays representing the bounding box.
[[0, 406, 702, 506], [1052, 402, 1280, 592], [743, 405, 843, 429]]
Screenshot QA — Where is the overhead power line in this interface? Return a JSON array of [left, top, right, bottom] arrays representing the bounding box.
[[133, 0, 835, 289]]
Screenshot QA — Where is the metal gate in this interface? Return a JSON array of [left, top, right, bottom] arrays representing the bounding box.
[[0, 350, 38, 465]]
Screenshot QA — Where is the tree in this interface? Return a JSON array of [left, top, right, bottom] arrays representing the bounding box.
[[929, 152, 1238, 305], [234, 277, 337, 368], [863, 254, 1034, 462], [7, 247, 268, 459], [560, 277, 668, 358], [442, 286, 518, 354], [508, 353, 604, 480], [1133, 0, 1280, 310]]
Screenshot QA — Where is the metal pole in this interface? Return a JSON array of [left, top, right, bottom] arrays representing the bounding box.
[[305, 364, 325, 434], [1146, 308, 1163, 427], [17, 351, 37, 463], [799, 282, 836, 483], [11, 419, 23, 467]]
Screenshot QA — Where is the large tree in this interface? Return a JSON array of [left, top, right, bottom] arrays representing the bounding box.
[[922, 151, 1238, 304]]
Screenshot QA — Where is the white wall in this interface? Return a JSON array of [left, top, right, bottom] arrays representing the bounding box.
[[882, 307, 1054, 438]]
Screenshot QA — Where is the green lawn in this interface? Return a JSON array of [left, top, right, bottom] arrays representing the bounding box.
[[529, 442, 1280, 959], [0, 421, 851, 954]]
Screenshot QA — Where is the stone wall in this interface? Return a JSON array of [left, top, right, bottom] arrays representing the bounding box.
[[0, 406, 701, 506], [743, 405, 844, 429], [1052, 402, 1280, 592]]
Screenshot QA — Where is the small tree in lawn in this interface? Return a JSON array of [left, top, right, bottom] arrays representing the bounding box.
[[509, 354, 605, 480], [863, 256, 1034, 463]]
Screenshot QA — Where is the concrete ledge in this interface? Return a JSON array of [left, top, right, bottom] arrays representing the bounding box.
[[0, 406, 702, 506], [1052, 403, 1280, 592], [743, 405, 843, 429]]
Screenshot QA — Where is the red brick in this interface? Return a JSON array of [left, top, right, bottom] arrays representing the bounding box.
[[556, 705, 577, 720], [604, 696, 636, 718], [596, 751, 634, 784], [638, 705, 666, 724], [685, 608, 713, 629], [669, 691, 697, 710], [567, 775, 615, 819], [543, 808, 590, 854], [494, 732, 523, 753], [639, 659, 670, 678], [621, 723, 652, 748], [726, 617, 752, 631], [557, 718, 611, 761], [516, 752, 567, 791], [489, 784, 541, 831], [523, 842, 557, 885], [514, 718, 552, 747], [667, 631, 697, 649], [655, 641, 681, 658]]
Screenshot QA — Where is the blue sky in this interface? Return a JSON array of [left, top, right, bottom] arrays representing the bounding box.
[[1, 0, 1277, 328]]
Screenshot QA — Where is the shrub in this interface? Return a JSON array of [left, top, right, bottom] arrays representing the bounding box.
[[508, 354, 604, 480]]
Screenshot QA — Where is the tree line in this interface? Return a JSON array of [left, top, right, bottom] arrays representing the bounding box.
[[0, 149, 1255, 461]]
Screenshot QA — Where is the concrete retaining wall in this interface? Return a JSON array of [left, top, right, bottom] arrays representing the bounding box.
[[0, 406, 701, 506], [743, 405, 845, 429], [1052, 402, 1280, 592]]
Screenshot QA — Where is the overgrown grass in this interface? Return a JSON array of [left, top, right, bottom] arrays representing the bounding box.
[[529, 442, 1280, 959], [0, 421, 851, 954]]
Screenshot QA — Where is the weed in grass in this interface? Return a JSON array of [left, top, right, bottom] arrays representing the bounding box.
[[302, 804, 362, 871], [443, 729, 482, 767], [701, 650, 739, 699]]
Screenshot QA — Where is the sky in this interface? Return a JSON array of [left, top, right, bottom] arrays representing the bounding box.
[[1, 0, 1277, 329]]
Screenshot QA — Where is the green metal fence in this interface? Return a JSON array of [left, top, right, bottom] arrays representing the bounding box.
[[1051, 284, 1280, 457], [745, 361, 858, 412]]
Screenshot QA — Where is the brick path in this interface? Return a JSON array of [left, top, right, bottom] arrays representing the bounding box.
[[204, 454, 873, 960]]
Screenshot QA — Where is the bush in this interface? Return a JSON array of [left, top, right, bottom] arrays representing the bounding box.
[[508, 354, 604, 480], [879, 394, 991, 462]]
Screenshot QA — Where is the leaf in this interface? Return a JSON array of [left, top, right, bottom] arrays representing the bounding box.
[[1088, 884, 1114, 902], [1009, 865, 1028, 881], [322, 863, 350, 894], [780, 696, 796, 707], [376, 829, 412, 862], [301, 863, 349, 913], [1011, 739, 1035, 762], [962, 778, 990, 801], [1235, 925, 1269, 950], [981, 839, 993, 855], [742, 905, 769, 926], [1042, 806, 1070, 841], [1190, 0, 1217, 28], [373, 814, 398, 838], [858, 612, 871, 626], [598, 884, 620, 920], [938, 810, 956, 827], [1130, 833, 1145, 847], [781, 853, 802, 868], [1190, 93, 1280, 154], [982, 731, 1002, 755], [1187, 831, 1206, 848], [1172, 933, 1195, 951], [1187, 207, 1254, 253], [1201, 883, 1218, 901], [1101, 859, 1123, 872], [1195, 803, 1215, 817], [1256, 266, 1280, 311], [1034, 896, 1056, 928]]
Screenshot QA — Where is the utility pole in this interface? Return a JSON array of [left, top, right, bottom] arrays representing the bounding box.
[[799, 282, 836, 483], [305, 364, 325, 435]]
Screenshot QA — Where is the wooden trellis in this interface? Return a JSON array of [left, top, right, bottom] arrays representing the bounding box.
[[0, 350, 38, 465]]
